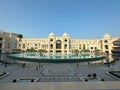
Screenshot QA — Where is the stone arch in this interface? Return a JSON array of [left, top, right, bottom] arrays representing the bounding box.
[[56, 40, 62, 49]]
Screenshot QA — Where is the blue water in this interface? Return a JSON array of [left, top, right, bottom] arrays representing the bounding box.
[[9, 52, 103, 60]]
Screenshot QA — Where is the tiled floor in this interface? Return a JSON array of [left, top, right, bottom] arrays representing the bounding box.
[[0, 60, 120, 82]]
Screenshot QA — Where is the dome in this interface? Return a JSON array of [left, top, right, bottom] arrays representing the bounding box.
[[49, 32, 55, 37], [103, 34, 110, 38], [63, 33, 69, 37]]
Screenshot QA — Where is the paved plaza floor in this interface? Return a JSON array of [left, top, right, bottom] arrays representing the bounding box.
[[0, 60, 120, 82]]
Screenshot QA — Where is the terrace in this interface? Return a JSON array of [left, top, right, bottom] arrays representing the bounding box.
[[0, 53, 120, 89]]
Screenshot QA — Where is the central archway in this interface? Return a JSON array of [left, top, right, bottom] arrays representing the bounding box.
[[56, 40, 62, 49]]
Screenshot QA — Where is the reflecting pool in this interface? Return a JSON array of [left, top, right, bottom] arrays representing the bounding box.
[[7, 52, 106, 63], [9, 52, 104, 59]]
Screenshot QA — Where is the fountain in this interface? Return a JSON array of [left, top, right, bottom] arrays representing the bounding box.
[[7, 52, 106, 63]]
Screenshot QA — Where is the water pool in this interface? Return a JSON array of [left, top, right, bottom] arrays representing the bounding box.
[[8, 52, 106, 63]]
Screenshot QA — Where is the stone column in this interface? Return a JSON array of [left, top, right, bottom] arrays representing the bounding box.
[[53, 39, 56, 55], [67, 40, 69, 55], [61, 39, 64, 55], [2, 38, 5, 53], [47, 43, 50, 54]]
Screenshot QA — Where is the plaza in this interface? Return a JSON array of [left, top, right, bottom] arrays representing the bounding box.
[[0, 58, 120, 82], [0, 30, 120, 83], [0, 30, 120, 89]]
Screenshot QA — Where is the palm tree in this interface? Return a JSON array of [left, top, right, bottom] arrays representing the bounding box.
[[12, 48, 22, 52], [38, 49, 46, 54], [81, 49, 90, 53], [74, 49, 79, 54], [71, 49, 79, 58], [94, 49, 101, 55], [26, 47, 36, 52]]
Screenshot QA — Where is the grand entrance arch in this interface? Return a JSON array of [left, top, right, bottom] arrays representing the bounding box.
[[56, 40, 62, 49], [56, 40, 62, 53]]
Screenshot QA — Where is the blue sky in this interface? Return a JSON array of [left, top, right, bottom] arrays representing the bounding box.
[[0, 0, 120, 38]]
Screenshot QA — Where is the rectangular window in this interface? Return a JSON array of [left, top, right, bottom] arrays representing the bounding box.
[[0, 43, 2, 48]]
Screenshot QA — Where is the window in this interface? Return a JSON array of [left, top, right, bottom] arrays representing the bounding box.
[[95, 47, 97, 49], [0, 38, 2, 40], [19, 44, 21, 48], [79, 45, 81, 49], [64, 44, 67, 49], [56, 40, 61, 49], [64, 50, 67, 53], [23, 44, 25, 48], [0, 43, 2, 48], [50, 50, 53, 52], [83, 44, 85, 49], [104, 40, 108, 43], [18, 34, 23, 38], [105, 45, 108, 49], [50, 44, 53, 49], [50, 39, 53, 41], [64, 39, 67, 42], [91, 47, 93, 49], [113, 41, 120, 46]]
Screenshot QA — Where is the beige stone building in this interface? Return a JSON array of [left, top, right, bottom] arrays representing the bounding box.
[[0, 30, 22, 53], [0, 30, 120, 55], [18, 32, 120, 55]]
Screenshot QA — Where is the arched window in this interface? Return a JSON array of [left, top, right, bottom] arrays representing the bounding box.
[[50, 44, 53, 49], [105, 45, 108, 49], [83, 44, 85, 49], [19, 44, 21, 48], [56, 40, 62, 49], [22, 44, 25, 48], [50, 39, 53, 41], [79, 45, 81, 49], [104, 40, 108, 43], [64, 44, 67, 49], [64, 39, 67, 42], [113, 41, 120, 46]]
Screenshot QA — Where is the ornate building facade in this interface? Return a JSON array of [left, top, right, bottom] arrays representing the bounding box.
[[0, 30, 120, 55], [18, 32, 120, 55]]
